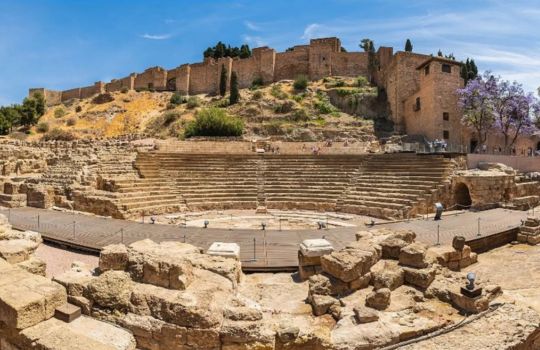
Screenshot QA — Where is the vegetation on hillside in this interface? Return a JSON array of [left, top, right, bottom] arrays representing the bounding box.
[[0, 93, 46, 134], [203, 41, 251, 59], [184, 107, 243, 137]]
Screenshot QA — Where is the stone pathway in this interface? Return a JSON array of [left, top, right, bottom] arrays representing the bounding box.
[[0, 207, 527, 271]]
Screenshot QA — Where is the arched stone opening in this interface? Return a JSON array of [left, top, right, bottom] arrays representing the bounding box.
[[536, 141, 540, 152], [454, 183, 472, 209], [167, 78, 176, 91]]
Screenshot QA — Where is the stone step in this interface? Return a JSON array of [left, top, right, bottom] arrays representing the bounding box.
[[122, 199, 182, 210], [339, 199, 408, 210]]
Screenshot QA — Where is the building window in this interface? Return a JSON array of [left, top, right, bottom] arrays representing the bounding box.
[[443, 112, 449, 121], [414, 97, 421, 111], [442, 64, 451, 73], [424, 65, 430, 75], [443, 130, 449, 139]]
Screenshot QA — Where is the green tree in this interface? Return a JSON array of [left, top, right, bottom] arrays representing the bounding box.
[[437, 49, 443, 57], [404, 39, 413, 52], [360, 39, 377, 82], [219, 64, 228, 97], [460, 58, 479, 85], [239, 44, 251, 59], [229, 71, 239, 105], [0, 106, 20, 133], [360, 38, 375, 53], [184, 107, 243, 137]]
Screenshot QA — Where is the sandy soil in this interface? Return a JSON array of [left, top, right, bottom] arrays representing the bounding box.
[[35, 243, 99, 278]]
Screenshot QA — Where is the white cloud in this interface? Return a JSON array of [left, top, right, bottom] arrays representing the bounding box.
[[243, 35, 267, 47], [140, 33, 172, 40], [244, 20, 261, 31], [301, 23, 322, 39]]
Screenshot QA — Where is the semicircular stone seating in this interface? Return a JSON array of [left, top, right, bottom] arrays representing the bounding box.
[[98, 152, 455, 220]]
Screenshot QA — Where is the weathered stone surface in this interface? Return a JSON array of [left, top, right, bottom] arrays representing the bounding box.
[[365, 288, 391, 310], [16, 256, 46, 276], [320, 242, 379, 283], [353, 305, 379, 324], [0, 264, 66, 330], [349, 272, 372, 291], [53, 268, 94, 297], [403, 266, 437, 290], [0, 239, 39, 264], [16, 315, 136, 350], [86, 271, 133, 310], [99, 244, 128, 271], [371, 260, 404, 291], [276, 325, 300, 343], [299, 239, 334, 257], [207, 242, 240, 260], [452, 236, 466, 251], [380, 237, 408, 259], [311, 294, 339, 316], [399, 242, 428, 268], [308, 273, 349, 297]]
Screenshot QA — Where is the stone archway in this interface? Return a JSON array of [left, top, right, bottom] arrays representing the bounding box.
[[454, 183, 472, 209], [536, 141, 540, 152]]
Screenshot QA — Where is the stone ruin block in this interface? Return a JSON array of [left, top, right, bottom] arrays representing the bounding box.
[[517, 217, 540, 245], [0, 260, 67, 330], [370, 260, 404, 291], [320, 241, 379, 283], [399, 242, 428, 268], [0, 239, 39, 264], [402, 266, 437, 290], [427, 243, 476, 271], [207, 242, 240, 260], [298, 238, 334, 280], [365, 288, 391, 310], [99, 243, 128, 271], [25, 185, 55, 209]]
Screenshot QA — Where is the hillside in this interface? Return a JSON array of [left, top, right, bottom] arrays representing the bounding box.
[[23, 77, 390, 142]]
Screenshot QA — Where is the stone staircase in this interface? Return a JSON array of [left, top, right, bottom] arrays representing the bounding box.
[[338, 154, 455, 219]]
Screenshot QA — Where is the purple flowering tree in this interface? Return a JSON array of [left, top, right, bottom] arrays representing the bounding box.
[[491, 78, 538, 151], [458, 72, 540, 152], [457, 72, 497, 147]]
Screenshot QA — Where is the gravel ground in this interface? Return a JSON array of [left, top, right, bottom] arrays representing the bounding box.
[[35, 243, 99, 278]]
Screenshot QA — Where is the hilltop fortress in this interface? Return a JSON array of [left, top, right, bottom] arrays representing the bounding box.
[[31, 37, 469, 145]]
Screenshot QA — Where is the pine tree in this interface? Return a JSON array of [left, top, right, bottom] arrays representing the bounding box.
[[404, 39, 413, 52], [437, 50, 443, 57], [219, 64, 227, 97], [229, 71, 239, 105], [239, 44, 251, 59]]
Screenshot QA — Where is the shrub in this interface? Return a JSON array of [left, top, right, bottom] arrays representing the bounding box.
[[184, 108, 243, 138], [263, 120, 285, 135], [252, 90, 263, 100], [75, 105, 82, 113], [120, 87, 129, 93], [333, 80, 345, 87], [170, 92, 186, 106], [92, 93, 114, 104], [314, 99, 338, 114], [229, 71, 239, 105], [293, 75, 308, 91], [54, 108, 66, 119], [41, 128, 76, 141], [356, 76, 369, 87], [251, 76, 264, 89], [162, 111, 181, 126], [36, 122, 49, 133], [274, 101, 294, 114], [271, 85, 287, 99], [291, 108, 309, 122], [186, 96, 200, 109], [66, 117, 76, 126], [291, 94, 304, 103]]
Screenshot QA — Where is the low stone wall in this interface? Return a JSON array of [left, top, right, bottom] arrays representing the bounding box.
[[468, 154, 540, 173]]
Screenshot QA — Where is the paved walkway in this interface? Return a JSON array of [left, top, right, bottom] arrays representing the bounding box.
[[1, 207, 528, 271]]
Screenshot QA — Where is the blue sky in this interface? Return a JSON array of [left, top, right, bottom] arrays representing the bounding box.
[[1, 0, 539, 105]]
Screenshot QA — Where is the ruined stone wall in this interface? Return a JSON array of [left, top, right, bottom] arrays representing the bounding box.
[[134, 67, 167, 90], [61, 87, 81, 101], [80, 82, 105, 99], [106, 74, 136, 92], [29, 88, 62, 106], [189, 59, 219, 95], [309, 37, 341, 80], [174, 64, 190, 94], [274, 47, 310, 82], [330, 52, 369, 78], [231, 47, 275, 89]]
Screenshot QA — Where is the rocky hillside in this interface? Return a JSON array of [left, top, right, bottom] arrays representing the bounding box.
[[23, 77, 390, 142]]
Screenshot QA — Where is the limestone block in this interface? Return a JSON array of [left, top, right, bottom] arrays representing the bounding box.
[[298, 251, 322, 267], [0, 268, 67, 330], [353, 306, 379, 324], [365, 288, 391, 310], [371, 260, 404, 291], [129, 282, 224, 328], [220, 319, 275, 345], [53, 269, 94, 297], [86, 271, 133, 310], [403, 266, 437, 290], [99, 244, 128, 271], [459, 252, 478, 269], [16, 256, 46, 276], [399, 243, 428, 268], [224, 305, 263, 321], [298, 264, 323, 280], [17, 316, 136, 350], [276, 326, 300, 343], [207, 242, 240, 260], [308, 273, 349, 297], [0, 239, 39, 264], [299, 239, 334, 257], [320, 242, 379, 283], [311, 294, 339, 316], [380, 237, 408, 259], [349, 272, 372, 291], [187, 328, 221, 349]]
